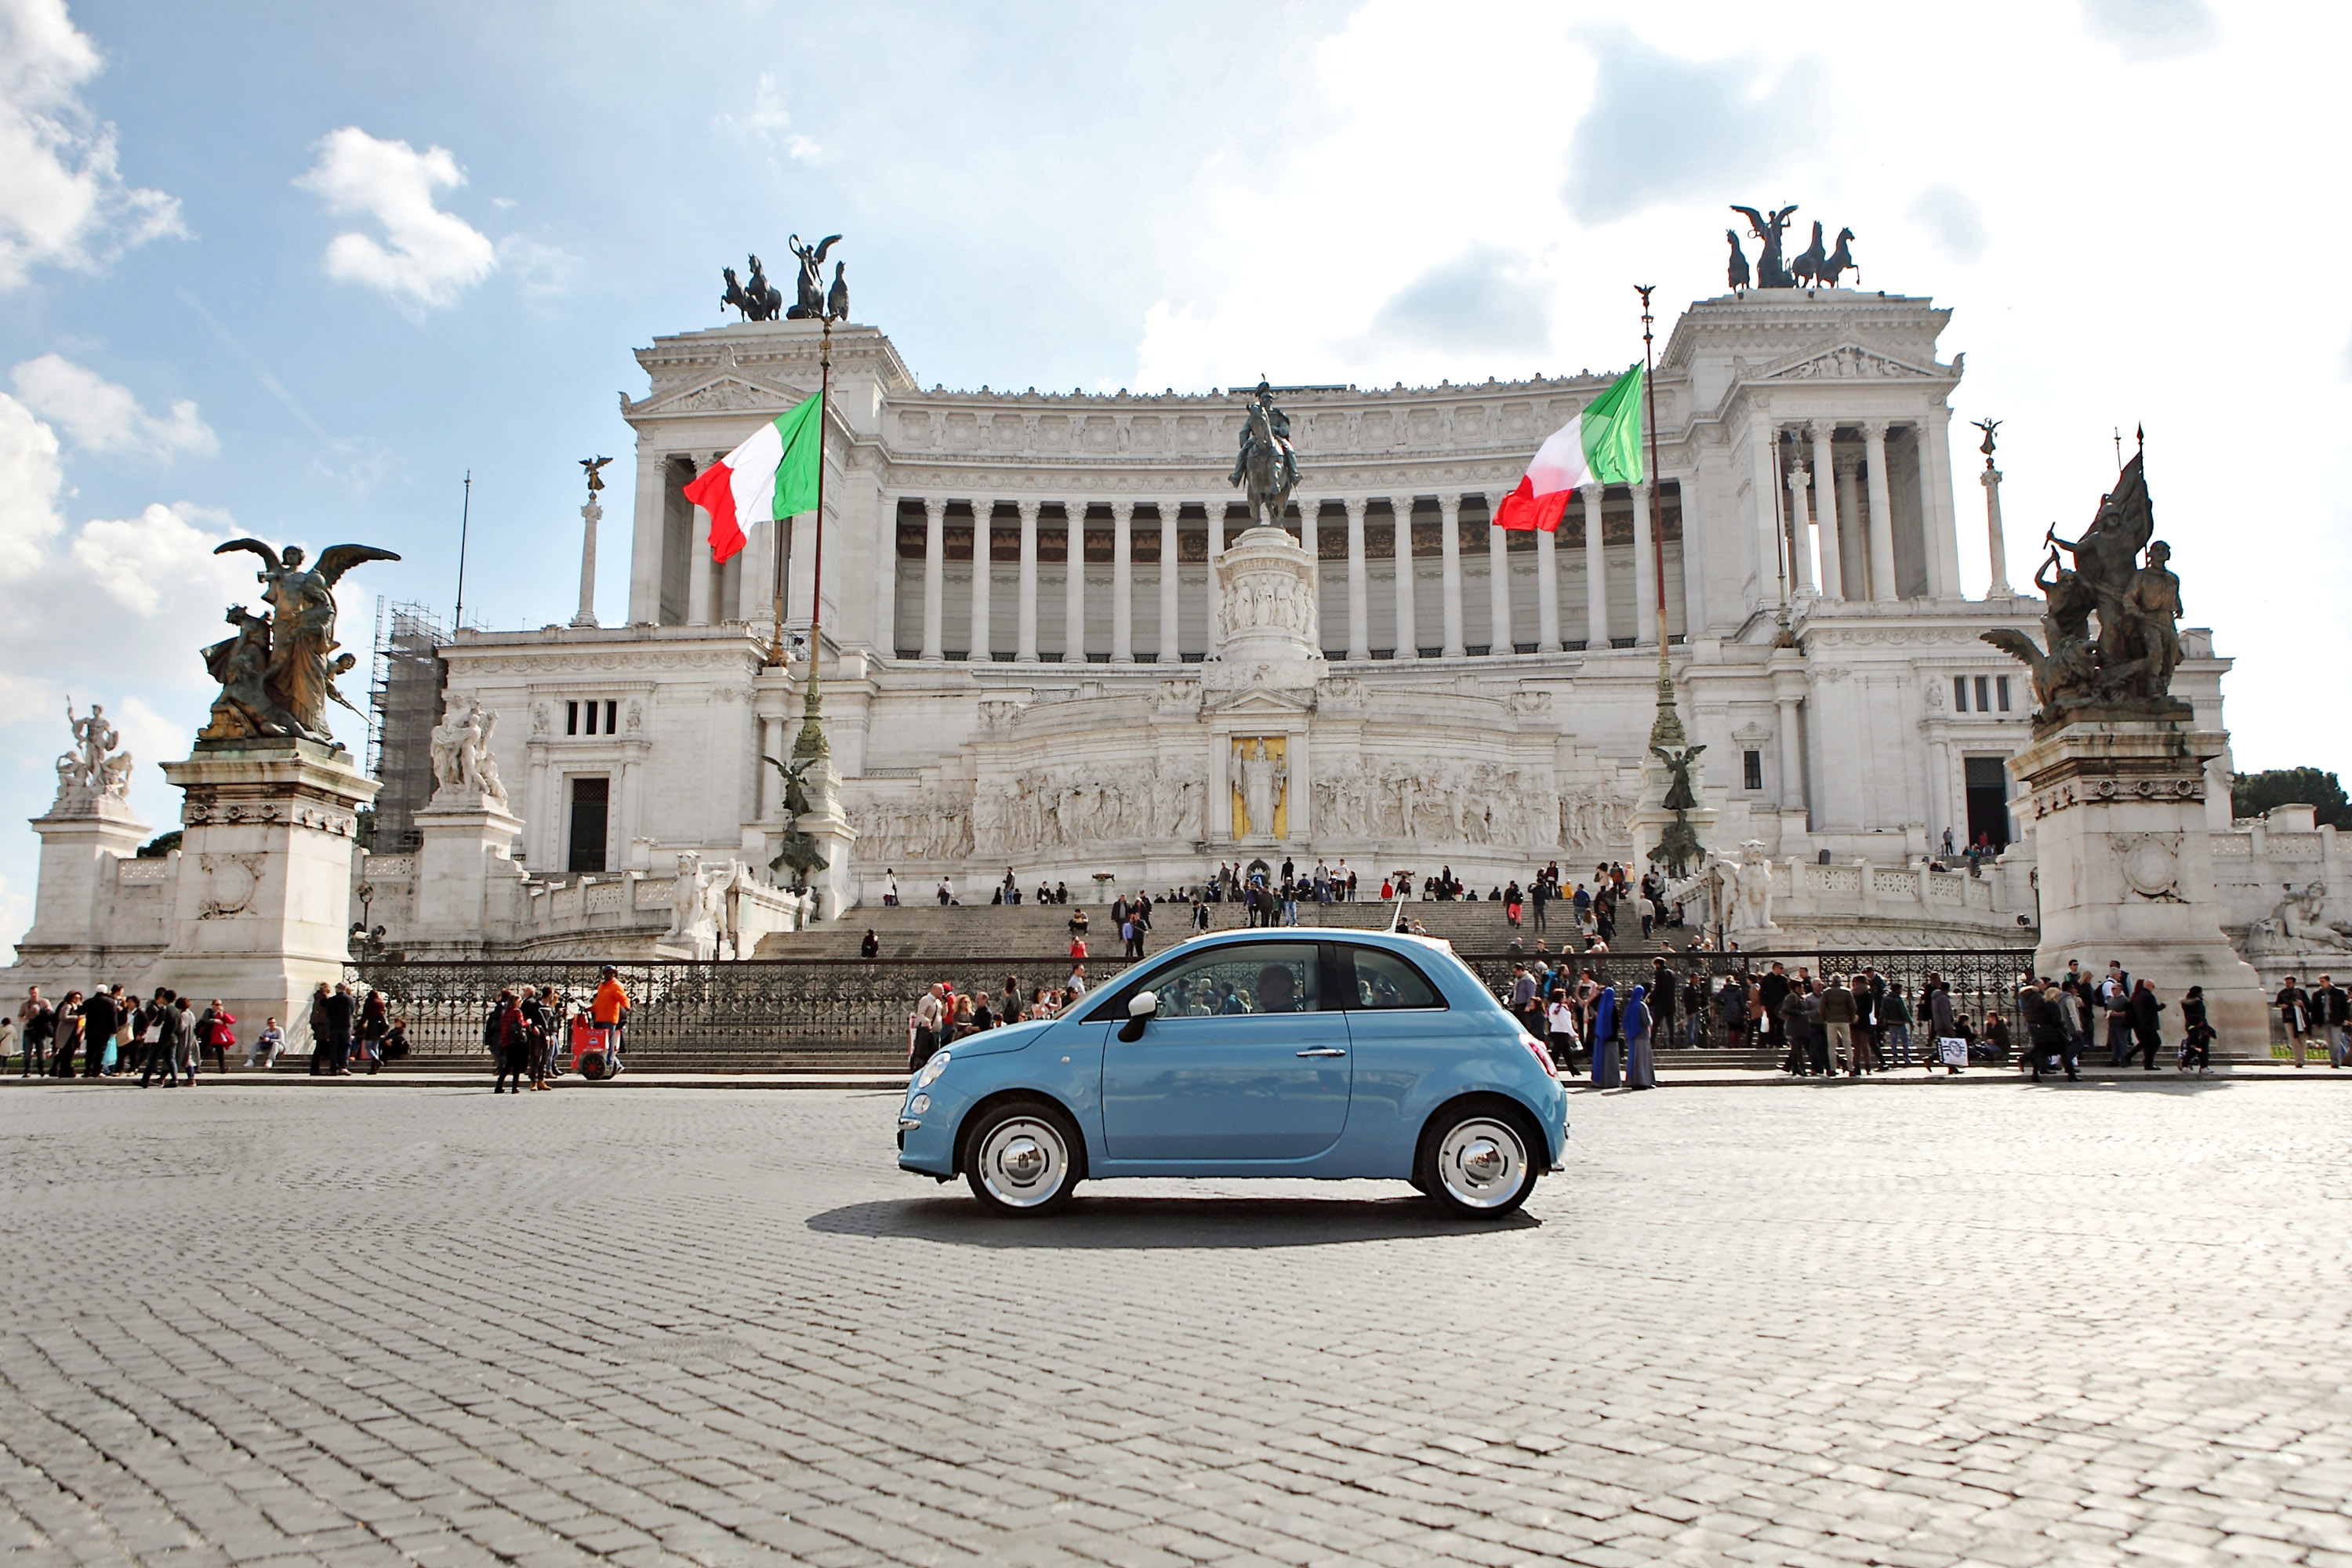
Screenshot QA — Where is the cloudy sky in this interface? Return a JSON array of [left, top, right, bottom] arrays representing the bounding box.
[[0, 0, 2340, 949]]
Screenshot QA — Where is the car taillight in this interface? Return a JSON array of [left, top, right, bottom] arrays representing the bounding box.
[[1521, 1033, 1557, 1077]]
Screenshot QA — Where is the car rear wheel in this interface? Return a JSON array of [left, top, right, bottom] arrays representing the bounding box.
[[1417, 1101, 1537, 1218], [963, 1100, 1082, 1216]]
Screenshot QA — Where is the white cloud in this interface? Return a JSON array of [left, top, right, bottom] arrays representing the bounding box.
[[0, 668, 56, 725], [0, 0, 183, 290], [1563, 29, 1823, 224], [295, 126, 498, 311], [1133, 300, 1218, 394], [0, 386, 64, 577], [68, 501, 249, 615], [1908, 185, 1988, 264], [2079, 0, 2219, 61], [717, 72, 822, 166], [1372, 247, 1551, 354], [9, 352, 216, 458], [495, 234, 580, 303]]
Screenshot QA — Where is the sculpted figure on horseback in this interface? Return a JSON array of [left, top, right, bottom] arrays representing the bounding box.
[[1229, 379, 1300, 529]]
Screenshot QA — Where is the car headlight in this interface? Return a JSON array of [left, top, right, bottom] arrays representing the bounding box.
[[915, 1051, 951, 1090], [910, 1093, 931, 1114]]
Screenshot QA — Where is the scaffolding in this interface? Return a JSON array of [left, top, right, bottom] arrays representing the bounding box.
[[366, 596, 448, 851]]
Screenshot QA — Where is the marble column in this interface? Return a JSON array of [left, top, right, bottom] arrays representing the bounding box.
[[969, 505, 993, 659], [1784, 443, 1815, 597], [1834, 455, 1866, 601], [1862, 420, 1898, 602], [1982, 464, 2010, 595], [1922, 408, 1964, 597], [1750, 409, 1783, 608], [1298, 497, 1319, 652], [1581, 484, 1608, 648], [1392, 499, 1417, 658], [686, 534, 714, 626], [1111, 499, 1134, 662], [920, 499, 944, 659], [1534, 522, 1560, 652], [1438, 493, 1465, 657], [1632, 479, 1659, 646], [1015, 499, 1040, 661], [1344, 498, 1370, 660], [1065, 507, 1087, 662], [1156, 505, 1180, 663], [738, 517, 771, 626], [1485, 501, 1510, 652], [1810, 423, 1843, 602], [1206, 503, 1225, 659], [1777, 694, 1804, 805], [572, 499, 601, 627]]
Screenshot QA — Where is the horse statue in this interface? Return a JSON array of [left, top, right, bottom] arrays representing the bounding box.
[[1790, 221, 1829, 287], [1726, 229, 1751, 290], [722, 258, 784, 321], [1821, 227, 1858, 287], [1228, 380, 1299, 530]]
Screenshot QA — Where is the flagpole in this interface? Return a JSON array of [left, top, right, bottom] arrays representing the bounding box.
[[1635, 285, 1686, 753], [792, 305, 837, 761]]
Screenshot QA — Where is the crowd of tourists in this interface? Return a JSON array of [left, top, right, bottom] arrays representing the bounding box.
[[480, 966, 632, 1092], [5, 980, 406, 1082], [908, 965, 1094, 1068]]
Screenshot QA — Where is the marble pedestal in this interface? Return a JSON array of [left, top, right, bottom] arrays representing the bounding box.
[[2009, 719, 2267, 1050], [797, 756, 860, 921], [18, 794, 151, 967], [157, 739, 377, 1046], [407, 791, 525, 956]]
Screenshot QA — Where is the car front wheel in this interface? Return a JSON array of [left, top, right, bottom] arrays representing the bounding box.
[[1417, 1101, 1537, 1218], [963, 1100, 1082, 1216]]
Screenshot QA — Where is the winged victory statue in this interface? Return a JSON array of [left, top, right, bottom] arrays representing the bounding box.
[[201, 538, 401, 745]]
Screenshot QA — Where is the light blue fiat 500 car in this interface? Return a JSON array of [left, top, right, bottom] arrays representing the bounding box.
[[897, 928, 1568, 1218]]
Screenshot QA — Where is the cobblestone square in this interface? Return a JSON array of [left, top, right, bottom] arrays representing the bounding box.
[[3, 1080, 2348, 1568]]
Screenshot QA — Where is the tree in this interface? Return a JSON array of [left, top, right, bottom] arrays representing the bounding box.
[[2232, 768, 2350, 829], [137, 830, 182, 859]]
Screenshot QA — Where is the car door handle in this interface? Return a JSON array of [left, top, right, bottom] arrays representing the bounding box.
[[1295, 1047, 1348, 1058]]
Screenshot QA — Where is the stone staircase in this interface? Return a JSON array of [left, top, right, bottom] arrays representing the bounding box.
[[758, 895, 1673, 961]]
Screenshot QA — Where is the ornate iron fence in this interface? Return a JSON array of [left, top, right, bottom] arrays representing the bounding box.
[[353, 942, 2038, 1064], [350, 955, 1138, 1060]]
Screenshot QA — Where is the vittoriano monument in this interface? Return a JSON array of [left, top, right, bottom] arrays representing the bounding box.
[[201, 539, 401, 746]]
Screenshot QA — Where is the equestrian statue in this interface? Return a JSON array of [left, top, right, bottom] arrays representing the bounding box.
[[1229, 379, 1300, 531]]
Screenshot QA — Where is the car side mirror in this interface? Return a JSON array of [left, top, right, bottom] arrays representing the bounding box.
[[1118, 989, 1156, 1042]]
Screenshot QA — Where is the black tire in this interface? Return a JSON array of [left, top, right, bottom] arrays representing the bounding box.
[[1415, 1098, 1539, 1218], [962, 1099, 1083, 1216]]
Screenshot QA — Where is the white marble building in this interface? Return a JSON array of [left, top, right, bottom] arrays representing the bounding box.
[[430, 285, 2243, 929]]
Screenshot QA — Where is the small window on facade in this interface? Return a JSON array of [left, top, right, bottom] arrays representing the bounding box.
[[1974, 675, 1991, 712], [1743, 750, 1763, 790], [1996, 676, 2012, 712], [604, 699, 618, 734], [1953, 677, 1968, 713], [586, 701, 600, 735], [566, 700, 579, 735]]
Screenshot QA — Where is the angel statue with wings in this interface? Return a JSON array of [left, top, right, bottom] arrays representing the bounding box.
[[203, 538, 401, 745]]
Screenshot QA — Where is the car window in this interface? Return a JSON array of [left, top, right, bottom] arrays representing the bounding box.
[[1127, 942, 1323, 1018], [1342, 946, 1445, 1010]]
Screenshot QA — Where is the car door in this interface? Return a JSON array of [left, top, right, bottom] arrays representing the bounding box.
[[1098, 941, 1351, 1162]]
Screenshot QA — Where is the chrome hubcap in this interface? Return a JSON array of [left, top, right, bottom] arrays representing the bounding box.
[[978, 1118, 1066, 1208], [1437, 1118, 1526, 1209]]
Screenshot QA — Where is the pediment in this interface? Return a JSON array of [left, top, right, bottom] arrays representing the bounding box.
[[1755, 340, 1944, 383], [1203, 686, 1317, 717], [640, 373, 806, 416]]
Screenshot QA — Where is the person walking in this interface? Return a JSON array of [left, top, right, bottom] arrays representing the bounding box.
[[522, 987, 557, 1090], [2023, 980, 2063, 1082], [2275, 975, 2311, 1067], [315, 983, 358, 1076], [2055, 980, 2086, 1081], [168, 995, 198, 1084], [2180, 985, 2214, 1073], [2314, 975, 2349, 1069], [910, 983, 946, 1070], [2103, 967, 2136, 1066], [590, 965, 630, 1072], [2130, 978, 2167, 1072], [355, 990, 390, 1076], [1777, 983, 1811, 1076], [76, 986, 119, 1080], [1545, 985, 1581, 1073], [1590, 984, 1622, 1089], [305, 982, 334, 1076], [136, 989, 179, 1087]]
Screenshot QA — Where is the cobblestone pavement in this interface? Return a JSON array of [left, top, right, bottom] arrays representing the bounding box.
[[2, 1082, 2348, 1568]]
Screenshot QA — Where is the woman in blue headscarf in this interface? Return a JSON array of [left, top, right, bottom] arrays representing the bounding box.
[[1591, 983, 1621, 1087], [1625, 983, 1657, 1089]]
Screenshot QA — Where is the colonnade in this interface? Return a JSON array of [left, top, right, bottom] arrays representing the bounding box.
[[1771, 418, 1951, 603], [901, 488, 1682, 664]]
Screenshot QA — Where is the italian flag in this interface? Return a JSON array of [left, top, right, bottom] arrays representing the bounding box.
[[681, 393, 823, 562], [1494, 364, 1646, 531]]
